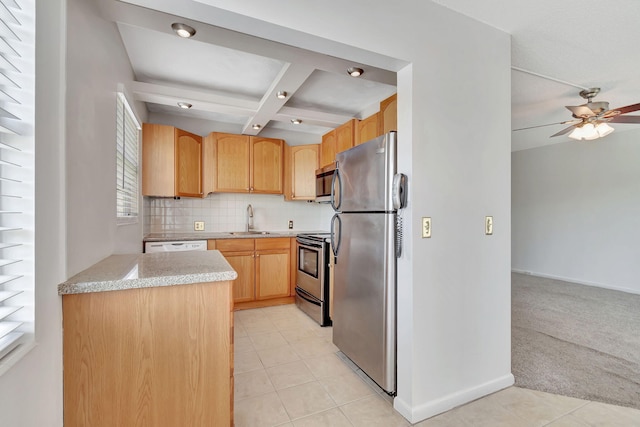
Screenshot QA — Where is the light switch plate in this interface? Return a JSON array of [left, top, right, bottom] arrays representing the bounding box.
[[194, 221, 205, 231], [485, 216, 493, 235], [422, 217, 431, 238]]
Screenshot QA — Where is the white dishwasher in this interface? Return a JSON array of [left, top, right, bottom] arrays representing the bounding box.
[[144, 240, 207, 253]]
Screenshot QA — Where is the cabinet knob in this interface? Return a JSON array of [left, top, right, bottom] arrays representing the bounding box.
[[250, 187, 254, 191]]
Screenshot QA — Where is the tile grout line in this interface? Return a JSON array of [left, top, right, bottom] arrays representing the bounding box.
[[540, 400, 593, 426]]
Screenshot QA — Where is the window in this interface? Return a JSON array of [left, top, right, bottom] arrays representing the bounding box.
[[0, 0, 35, 371], [116, 91, 140, 224]]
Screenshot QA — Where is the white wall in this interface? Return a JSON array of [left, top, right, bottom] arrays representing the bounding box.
[[65, 0, 147, 276], [0, 0, 65, 425], [175, 0, 513, 422], [512, 130, 640, 294]]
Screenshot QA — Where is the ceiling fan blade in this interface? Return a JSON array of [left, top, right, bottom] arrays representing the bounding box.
[[512, 121, 573, 132], [566, 105, 594, 118], [609, 115, 640, 124], [612, 103, 640, 115], [550, 125, 577, 138]]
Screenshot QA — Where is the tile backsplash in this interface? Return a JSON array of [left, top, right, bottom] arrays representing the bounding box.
[[145, 193, 333, 234]]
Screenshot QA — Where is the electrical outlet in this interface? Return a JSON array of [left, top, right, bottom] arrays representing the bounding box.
[[288, 220, 293, 229], [194, 221, 205, 231], [421, 217, 431, 238], [485, 216, 493, 235]]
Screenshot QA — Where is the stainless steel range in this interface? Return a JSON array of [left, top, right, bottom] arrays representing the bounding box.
[[295, 233, 332, 327]]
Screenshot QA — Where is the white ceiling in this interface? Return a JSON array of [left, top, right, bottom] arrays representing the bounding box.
[[102, 0, 640, 150]]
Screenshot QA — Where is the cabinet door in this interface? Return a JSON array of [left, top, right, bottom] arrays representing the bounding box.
[[175, 129, 202, 197], [222, 251, 255, 303], [357, 113, 379, 145], [214, 133, 250, 193], [256, 249, 290, 300], [336, 119, 356, 154], [142, 123, 175, 197], [379, 94, 397, 135], [290, 144, 319, 200], [251, 137, 283, 194], [320, 130, 336, 167]]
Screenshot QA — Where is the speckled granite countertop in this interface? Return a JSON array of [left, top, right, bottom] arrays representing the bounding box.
[[58, 251, 237, 295], [143, 230, 328, 242]]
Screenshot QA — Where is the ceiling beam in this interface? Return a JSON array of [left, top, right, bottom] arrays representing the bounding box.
[[130, 81, 258, 116], [242, 63, 315, 135], [275, 107, 354, 128]]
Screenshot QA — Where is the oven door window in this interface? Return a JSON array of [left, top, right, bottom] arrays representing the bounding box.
[[298, 246, 319, 278]]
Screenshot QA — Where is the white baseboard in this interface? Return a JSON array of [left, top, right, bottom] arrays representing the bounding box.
[[511, 269, 640, 295], [393, 373, 514, 424]]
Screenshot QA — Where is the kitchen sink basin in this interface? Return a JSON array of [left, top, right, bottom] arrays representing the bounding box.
[[229, 231, 271, 235]]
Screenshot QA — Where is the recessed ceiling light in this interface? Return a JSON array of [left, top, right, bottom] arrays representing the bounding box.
[[177, 102, 192, 109], [276, 91, 287, 99], [252, 124, 262, 130], [171, 23, 196, 38], [347, 67, 364, 77], [291, 119, 302, 125]]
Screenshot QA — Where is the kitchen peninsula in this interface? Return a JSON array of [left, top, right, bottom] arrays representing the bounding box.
[[58, 251, 237, 427]]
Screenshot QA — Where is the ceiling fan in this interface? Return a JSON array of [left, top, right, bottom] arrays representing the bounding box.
[[516, 88, 640, 140]]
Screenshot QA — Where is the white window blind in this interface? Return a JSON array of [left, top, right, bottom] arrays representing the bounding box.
[[116, 92, 140, 224], [0, 0, 34, 369]]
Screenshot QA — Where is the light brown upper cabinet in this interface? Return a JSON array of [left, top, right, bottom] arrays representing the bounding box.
[[357, 112, 380, 145], [336, 119, 357, 154], [142, 123, 202, 198], [205, 133, 283, 194], [252, 136, 284, 194], [284, 144, 319, 201], [379, 93, 397, 135], [320, 129, 337, 168], [320, 118, 356, 167]]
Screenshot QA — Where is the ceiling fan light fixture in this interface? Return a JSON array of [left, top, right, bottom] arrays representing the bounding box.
[[596, 122, 614, 138], [569, 123, 598, 140], [252, 124, 262, 130], [171, 23, 196, 38], [276, 91, 287, 99], [177, 102, 192, 109], [347, 67, 364, 77]]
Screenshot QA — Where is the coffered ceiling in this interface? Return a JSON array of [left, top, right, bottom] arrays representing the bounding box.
[[98, 0, 399, 143]]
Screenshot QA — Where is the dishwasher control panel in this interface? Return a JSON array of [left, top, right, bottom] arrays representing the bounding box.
[[144, 240, 207, 253]]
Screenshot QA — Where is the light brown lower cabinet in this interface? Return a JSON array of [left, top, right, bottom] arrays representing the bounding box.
[[213, 238, 293, 310], [62, 281, 233, 427]]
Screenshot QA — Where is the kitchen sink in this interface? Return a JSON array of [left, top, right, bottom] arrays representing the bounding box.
[[229, 231, 271, 235]]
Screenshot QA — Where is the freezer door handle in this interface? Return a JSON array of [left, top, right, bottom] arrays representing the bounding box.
[[330, 213, 342, 262]]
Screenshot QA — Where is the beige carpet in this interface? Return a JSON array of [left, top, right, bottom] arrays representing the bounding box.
[[512, 272, 640, 410]]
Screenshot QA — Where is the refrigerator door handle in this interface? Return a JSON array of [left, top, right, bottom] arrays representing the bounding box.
[[330, 167, 342, 211], [330, 213, 341, 262]]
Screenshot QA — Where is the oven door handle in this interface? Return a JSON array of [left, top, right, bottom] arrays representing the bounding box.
[[296, 239, 322, 249]]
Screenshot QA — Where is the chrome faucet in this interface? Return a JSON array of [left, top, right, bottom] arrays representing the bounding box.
[[246, 204, 254, 231]]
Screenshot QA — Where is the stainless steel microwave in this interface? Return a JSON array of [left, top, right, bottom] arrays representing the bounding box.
[[315, 162, 336, 203]]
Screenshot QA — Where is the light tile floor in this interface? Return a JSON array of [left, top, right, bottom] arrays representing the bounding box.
[[233, 305, 640, 426]]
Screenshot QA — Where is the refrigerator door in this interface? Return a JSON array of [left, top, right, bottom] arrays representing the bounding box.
[[334, 132, 397, 213], [332, 211, 396, 393]]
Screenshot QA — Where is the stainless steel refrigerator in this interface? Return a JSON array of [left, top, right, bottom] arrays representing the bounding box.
[[330, 131, 406, 395]]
